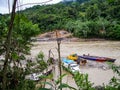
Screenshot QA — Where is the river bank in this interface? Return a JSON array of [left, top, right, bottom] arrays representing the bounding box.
[[30, 40, 120, 86]]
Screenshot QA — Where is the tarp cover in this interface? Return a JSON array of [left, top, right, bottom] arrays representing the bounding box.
[[62, 58, 75, 64]]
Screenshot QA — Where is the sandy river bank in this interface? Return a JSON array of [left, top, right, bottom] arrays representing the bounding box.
[[30, 41, 120, 87]]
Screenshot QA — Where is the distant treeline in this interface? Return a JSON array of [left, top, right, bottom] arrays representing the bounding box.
[[1, 0, 120, 40]]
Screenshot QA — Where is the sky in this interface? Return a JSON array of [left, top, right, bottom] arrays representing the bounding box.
[[0, 0, 62, 14]]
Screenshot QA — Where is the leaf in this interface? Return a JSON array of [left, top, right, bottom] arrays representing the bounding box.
[[55, 74, 67, 84], [11, 52, 19, 60], [58, 83, 77, 90]]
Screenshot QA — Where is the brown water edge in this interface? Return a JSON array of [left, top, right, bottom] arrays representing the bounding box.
[[31, 41, 120, 87]]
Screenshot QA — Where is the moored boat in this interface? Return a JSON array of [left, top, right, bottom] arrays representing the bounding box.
[[61, 58, 81, 72], [78, 55, 116, 62]]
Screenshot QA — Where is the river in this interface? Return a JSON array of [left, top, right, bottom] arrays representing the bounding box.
[[31, 41, 120, 87]]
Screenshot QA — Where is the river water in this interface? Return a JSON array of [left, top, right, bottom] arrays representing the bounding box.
[[31, 41, 120, 87]]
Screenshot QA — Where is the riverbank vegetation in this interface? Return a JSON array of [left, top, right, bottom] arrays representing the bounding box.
[[21, 0, 120, 40], [1, 0, 120, 40]]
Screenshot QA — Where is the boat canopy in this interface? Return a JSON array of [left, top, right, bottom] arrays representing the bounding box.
[[62, 58, 75, 64]]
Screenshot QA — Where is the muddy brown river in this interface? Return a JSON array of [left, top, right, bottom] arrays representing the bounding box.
[[31, 41, 120, 87]]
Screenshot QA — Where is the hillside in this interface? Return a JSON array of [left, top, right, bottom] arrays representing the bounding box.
[[1, 0, 120, 40], [21, 0, 120, 40]]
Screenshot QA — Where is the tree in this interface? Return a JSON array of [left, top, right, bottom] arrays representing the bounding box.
[[0, 10, 40, 90], [1, 1, 18, 89], [107, 24, 120, 40], [73, 72, 95, 90], [85, 4, 100, 20]]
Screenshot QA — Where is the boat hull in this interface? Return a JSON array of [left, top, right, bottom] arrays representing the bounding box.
[[79, 55, 116, 62]]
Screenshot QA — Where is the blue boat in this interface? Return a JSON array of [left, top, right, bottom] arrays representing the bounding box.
[[78, 55, 116, 62]]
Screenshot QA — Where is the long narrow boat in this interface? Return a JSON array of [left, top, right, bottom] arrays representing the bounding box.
[[78, 55, 116, 62]]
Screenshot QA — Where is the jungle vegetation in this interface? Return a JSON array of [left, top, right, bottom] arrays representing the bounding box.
[[20, 0, 120, 40], [1, 0, 120, 40]]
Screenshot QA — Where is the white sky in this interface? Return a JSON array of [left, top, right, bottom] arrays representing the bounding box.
[[0, 0, 62, 14]]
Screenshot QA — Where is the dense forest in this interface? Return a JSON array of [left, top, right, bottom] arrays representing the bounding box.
[[0, 0, 120, 90], [21, 0, 120, 40], [1, 0, 120, 40]]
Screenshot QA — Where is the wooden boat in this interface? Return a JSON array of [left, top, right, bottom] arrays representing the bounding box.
[[78, 55, 116, 62]]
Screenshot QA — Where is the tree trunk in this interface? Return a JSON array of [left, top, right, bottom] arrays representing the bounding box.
[[2, 0, 17, 90]]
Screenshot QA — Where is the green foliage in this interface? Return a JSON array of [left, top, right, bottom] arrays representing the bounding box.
[[0, 16, 8, 55], [0, 16, 7, 38], [15, 80, 36, 90], [62, 65, 73, 74], [47, 57, 55, 65], [105, 64, 120, 90], [106, 24, 120, 40], [65, 19, 110, 38], [85, 4, 100, 20], [36, 51, 48, 72], [110, 64, 120, 85], [26, 51, 48, 74], [111, 64, 120, 76], [73, 72, 95, 90], [58, 83, 76, 90], [63, 64, 94, 90], [37, 60, 48, 72], [37, 51, 44, 60], [55, 74, 67, 85], [0, 14, 40, 90], [39, 73, 77, 90], [2, 0, 120, 40], [13, 14, 40, 41], [62, 57, 120, 90]]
